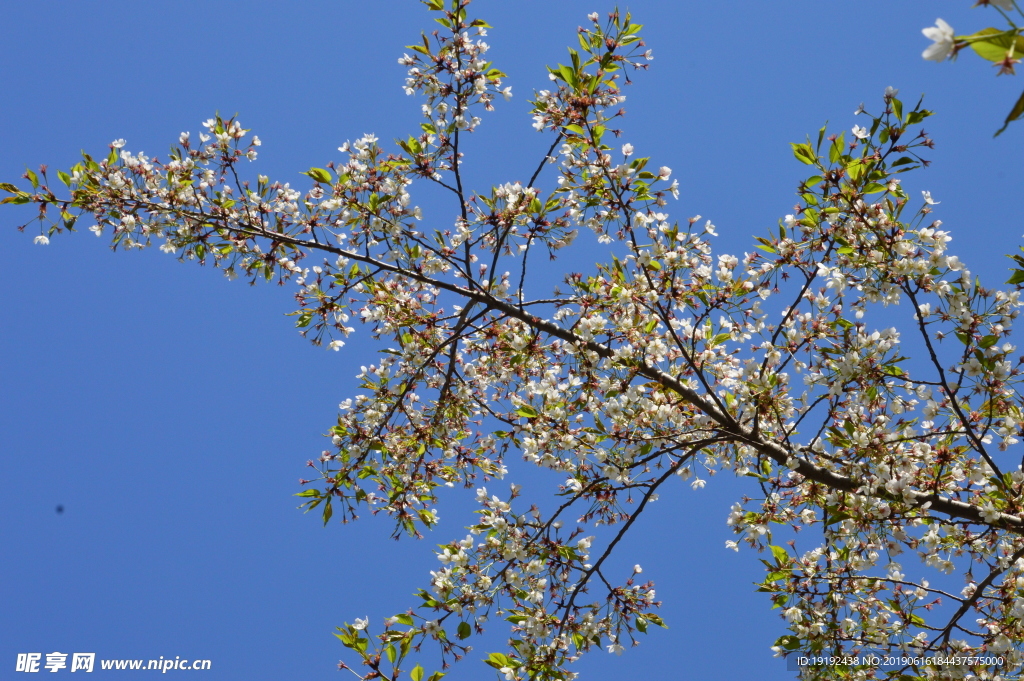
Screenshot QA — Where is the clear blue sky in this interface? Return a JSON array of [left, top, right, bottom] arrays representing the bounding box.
[[2, 1, 1021, 679]]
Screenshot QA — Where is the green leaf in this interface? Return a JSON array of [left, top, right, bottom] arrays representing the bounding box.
[[995, 87, 1024, 137], [558, 64, 576, 88], [965, 27, 1024, 62], [294, 489, 320, 497], [774, 634, 801, 651], [769, 545, 788, 565], [905, 109, 933, 126], [644, 613, 668, 628], [410, 664, 424, 681], [516, 405, 539, 418], [400, 633, 413, 659], [457, 621, 471, 640], [322, 498, 333, 526], [488, 652, 512, 669], [1, 193, 31, 205], [303, 167, 332, 184], [980, 335, 999, 349], [790, 142, 816, 165], [829, 133, 845, 164], [846, 158, 871, 182]]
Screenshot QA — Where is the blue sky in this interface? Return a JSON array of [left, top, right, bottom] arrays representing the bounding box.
[[1, 1, 1021, 679]]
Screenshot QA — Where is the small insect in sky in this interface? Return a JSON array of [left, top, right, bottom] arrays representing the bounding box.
[[55, 505, 64, 514]]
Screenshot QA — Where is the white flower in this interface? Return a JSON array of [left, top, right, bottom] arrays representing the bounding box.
[[328, 340, 345, 351], [979, 500, 1001, 523], [922, 19, 955, 62], [852, 125, 869, 140], [658, 166, 672, 180], [33, 235, 49, 245], [587, 12, 599, 21], [922, 190, 939, 205], [111, 138, 127, 149], [690, 478, 706, 490], [884, 86, 899, 99], [352, 617, 369, 630], [606, 642, 624, 655], [633, 564, 643, 573], [621, 143, 634, 156]]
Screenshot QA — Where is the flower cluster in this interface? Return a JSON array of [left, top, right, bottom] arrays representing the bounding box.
[[8, 2, 1024, 680], [920, 1, 1024, 134]]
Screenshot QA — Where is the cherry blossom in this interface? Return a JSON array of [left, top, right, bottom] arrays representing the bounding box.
[[7, 2, 1024, 680], [922, 18, 955, 62]]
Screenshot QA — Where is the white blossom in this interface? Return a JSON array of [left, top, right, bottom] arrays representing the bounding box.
[[921, 19, 955, 62]]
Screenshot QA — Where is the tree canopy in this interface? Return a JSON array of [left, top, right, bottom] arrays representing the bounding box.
[[6, 2, 1024, 680]]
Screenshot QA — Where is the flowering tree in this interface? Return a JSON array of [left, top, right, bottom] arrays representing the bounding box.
[[6, 1, 1024, 679], [921, 0, 1024, 135]]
